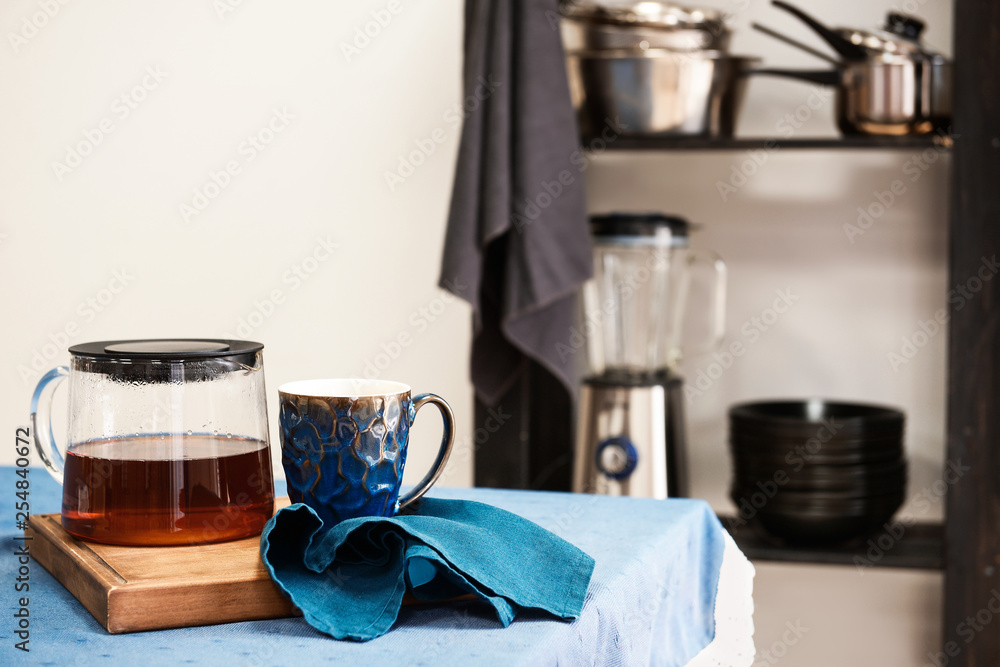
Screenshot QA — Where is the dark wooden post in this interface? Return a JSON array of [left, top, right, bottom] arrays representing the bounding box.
[[943, 0, 1000, 664], [473, 359, 574, 491]]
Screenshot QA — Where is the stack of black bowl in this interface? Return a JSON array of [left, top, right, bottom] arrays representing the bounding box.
[[728, 400, 906, 545]]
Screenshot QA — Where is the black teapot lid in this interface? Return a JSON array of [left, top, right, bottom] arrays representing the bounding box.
[[69, 339, 263, 361]]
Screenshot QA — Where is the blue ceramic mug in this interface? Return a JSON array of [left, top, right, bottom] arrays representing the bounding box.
[[277, 379, 455, 526]]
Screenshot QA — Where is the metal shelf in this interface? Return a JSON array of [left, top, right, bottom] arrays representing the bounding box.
[[718, 515, 944, 570], [597, 135, 953, 152]]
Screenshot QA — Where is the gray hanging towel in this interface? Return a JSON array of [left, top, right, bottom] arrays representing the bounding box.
[[440, 0, 593, 406]]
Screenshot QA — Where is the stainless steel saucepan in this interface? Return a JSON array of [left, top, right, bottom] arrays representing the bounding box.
[[750, 1, 952, 136], [566, 49, 760, 138], [560, 0, 731, 52], [560, 1, 760, 138]]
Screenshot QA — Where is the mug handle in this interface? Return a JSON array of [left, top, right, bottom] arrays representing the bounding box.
[[30, 366, 69, 485], [397, 393, 455, 510]]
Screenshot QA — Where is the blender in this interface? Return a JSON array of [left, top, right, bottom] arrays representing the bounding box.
[[573, 213, 726, 498]]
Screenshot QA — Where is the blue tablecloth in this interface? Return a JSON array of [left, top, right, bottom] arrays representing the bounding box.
[[1, 467, 725, 666]]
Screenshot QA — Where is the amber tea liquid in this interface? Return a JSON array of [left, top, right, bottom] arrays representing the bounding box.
[[61, 434, 274, 546]]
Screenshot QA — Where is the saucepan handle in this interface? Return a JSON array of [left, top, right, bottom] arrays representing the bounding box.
[[745, 68, 842, 87], [770, 1, 868, 61]]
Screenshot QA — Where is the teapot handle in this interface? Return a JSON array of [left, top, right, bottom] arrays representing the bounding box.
[[30, 367, 69, 485]]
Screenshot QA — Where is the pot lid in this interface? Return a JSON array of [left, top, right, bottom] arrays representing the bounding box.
[[834, 12, 944, 58], [590, 212, 690, 246], [561, 0, 727, 33], [69, 339, 263, 360]]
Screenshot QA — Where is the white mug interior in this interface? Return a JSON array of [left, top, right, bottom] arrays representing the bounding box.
[[278, 378, 411, 398]]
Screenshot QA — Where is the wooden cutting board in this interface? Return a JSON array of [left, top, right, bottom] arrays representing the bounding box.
[[27, 499, 303, 634]]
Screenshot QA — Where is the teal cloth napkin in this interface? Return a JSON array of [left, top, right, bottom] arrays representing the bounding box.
[[259, 498, 596, 641]]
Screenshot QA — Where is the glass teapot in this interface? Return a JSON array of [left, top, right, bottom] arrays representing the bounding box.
[[29, 339, 274, 546]]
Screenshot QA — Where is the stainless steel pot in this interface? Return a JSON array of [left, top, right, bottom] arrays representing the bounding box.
[[561, 19, 727, 52], [835, 12, 952, 129], [840, 58, 932, 136], [751, 59, 941, 136], [752, 1, 952, 135], [560, 0, 730, 52], [923, 55, 952, 129], [566, 50, 760, 138]]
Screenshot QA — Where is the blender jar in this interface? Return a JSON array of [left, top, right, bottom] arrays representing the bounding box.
[[583, 213, 726, 375]]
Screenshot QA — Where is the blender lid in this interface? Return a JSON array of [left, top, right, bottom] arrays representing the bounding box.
[[561, 0, 727, 33], [590, 212, 690, 245], [69, 339, 263, 360]]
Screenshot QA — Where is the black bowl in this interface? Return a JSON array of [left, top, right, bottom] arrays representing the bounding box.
[[732, 467, 907, 495], [731, 484, 905, 511], [730, 431, 903, 453], [730, 447, 903, 470], [731, 421, 904, 443], [757, 488, 903, 508], [734, 486, 905, 545], [732, 457, 907, 483], [730, 400, 905, 439], [753, 503, 901, 544], [730, 445, 903, 467]]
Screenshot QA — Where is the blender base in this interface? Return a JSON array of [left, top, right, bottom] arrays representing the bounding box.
[[573, 371, 689, 498]]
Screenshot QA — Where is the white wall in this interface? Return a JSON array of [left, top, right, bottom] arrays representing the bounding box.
[[2, 0, 953, 664], [0, 0, 473, 488], [583, 1, 952, 664]]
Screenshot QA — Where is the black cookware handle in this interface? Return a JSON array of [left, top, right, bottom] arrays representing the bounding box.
[[752, 22, 841, 65], [771, 1, 869, 61], [745, 68, 843, 86]]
